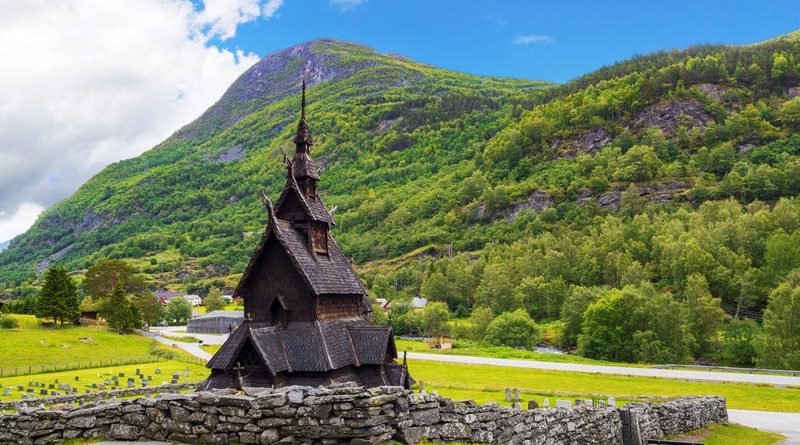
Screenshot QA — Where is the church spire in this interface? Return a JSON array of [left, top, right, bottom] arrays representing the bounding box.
[[293, 79, 314, 150]]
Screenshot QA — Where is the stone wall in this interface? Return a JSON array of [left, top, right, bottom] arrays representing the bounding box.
[[0, 384, 727, 445]]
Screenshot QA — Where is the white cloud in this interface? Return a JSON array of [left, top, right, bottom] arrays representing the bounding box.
[[263, 0, 285, 18], [330, 0, 367, 12], [511, 34, 554, 45], [0, 203, 44, 243], [0, 0, 270, 242]]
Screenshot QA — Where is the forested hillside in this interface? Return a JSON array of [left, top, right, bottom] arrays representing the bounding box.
[[3, 34, 800, 367]]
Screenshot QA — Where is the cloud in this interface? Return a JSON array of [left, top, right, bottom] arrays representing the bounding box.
[[0, 203, 44, 243], [262, 0, 285, 18], [330, 0, 367, 12], [511, 34, 554, 45], [0, 0, 267, 241]]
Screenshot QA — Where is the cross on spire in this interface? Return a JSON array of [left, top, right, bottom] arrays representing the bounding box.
[[293, 79, 314, 149]]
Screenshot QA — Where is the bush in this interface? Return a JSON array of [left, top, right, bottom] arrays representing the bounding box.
[[483, 309, 540, 349], [0, 315, 18, 329], [722, 318, 759, 367]]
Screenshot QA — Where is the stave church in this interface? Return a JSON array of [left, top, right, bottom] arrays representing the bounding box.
[[199, 81, 413, 391]]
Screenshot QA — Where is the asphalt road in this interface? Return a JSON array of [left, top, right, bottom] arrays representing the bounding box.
[[729, 409, 800, 444], [406, 352, 800, 386]]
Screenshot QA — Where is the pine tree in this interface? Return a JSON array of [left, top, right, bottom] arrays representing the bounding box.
[[36, 266, 79, 326], [100, 282, 139, 333]]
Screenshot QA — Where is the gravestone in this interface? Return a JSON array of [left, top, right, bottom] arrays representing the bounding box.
[[513, 389, 521, 401], [543, 398, 549, 408], [147, 375, 153, 381], [135, 368, 141, 375], [26, 389, 33, 394], [183, 371, 189, 378], [74, 376, 79, 381], [170, 379, 178, 384], [16, 386, 23, 391], [528, 400, 539, 409], [155, 369, 161, 374], [128, 381, 134, 388], [2, 388, 9, 396], [48, 384, 54, 389], [419, 381, 425, 394], [118, 372, 124, 377], [555, 399, 572, 408], [104, 379, 110, 385], [39, 389, 47, 396], [574, 399, 587, 406], [608, 397, 617, 407], [504, 388, 512, 401]]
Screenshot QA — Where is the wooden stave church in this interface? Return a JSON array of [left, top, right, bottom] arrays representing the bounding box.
[[199, 82, 412, 391]]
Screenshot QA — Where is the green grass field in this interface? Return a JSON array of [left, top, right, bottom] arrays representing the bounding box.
[[201, 344, 220, 355], [669, 423, 785, 445], [408, 360, 800, 413], [396, 339, 642, 367], [0, 361, 209, 402], [0, 324, 168, 372]]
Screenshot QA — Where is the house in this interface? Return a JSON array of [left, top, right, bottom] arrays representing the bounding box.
[[410, 297, 428, 311], [375, 298, 390, 311], [188, 310, 245, 334], [184, 295, 202, 307], [152, 290, 202, 307], [200, 82, 412, 391]]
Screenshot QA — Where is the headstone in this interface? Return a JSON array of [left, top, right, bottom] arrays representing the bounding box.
[[543, 398, 549, 408], [48, 384, 54, 389], [104, 379, 110, 385], [170, 379, 178, 384], [155, 368, 161, 374], [118, 372, 124, 377], [528, 400, 539, 409], [513, 389, 521, 401], [504, 388, 512, 401], [512, 401, 521, 410], [17, 386, 23, 391], [555, 399, 572, 409], [135, 368, 141, 375], [74, 376, 79, 381], [72, 388, 77, 394], [40, 389, 47, 395], [574, 399, 587, 406], [183, 371, 189, 378], [596, 400, 606, 407], [127, 381, 134, 388], [147, 375, 153, 381], [26, 389, 33, 394], [2, 388, 9, 396], [607, 397, 616, 407], [419, 381, 426, 394], [38, 404, 45, 410]]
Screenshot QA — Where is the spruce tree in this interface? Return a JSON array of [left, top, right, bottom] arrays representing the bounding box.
[[36, 265, 79, 326], [101, 282, 138, 333]]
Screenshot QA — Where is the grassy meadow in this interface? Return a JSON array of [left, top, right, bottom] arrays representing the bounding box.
[[0, 361, 208, 402], [408, 360, 800, 413]]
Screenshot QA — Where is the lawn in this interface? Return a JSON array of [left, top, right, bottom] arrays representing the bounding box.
[[0, 324, 169, 372], [396, 339, 642, 368], [0, 361, 209, 402], [201, 344, 221, 355], [669, 423, 785, 445], [408, 360, 800, 413]]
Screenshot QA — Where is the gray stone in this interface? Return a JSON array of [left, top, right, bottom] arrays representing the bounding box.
[[260, 428, 280, 444], [109, 423, 140, 440]]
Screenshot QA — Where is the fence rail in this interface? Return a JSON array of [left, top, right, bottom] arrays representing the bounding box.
[[0, 355, 169, 378]]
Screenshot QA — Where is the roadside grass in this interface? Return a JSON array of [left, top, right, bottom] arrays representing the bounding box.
[[3, 314, 40, 329], [161, 334, 202, 343], [668, 423, 785, 445], [408, 360, 800, 413], [201, 344, 221, 355], [0, 361, 209, 402], [396, 339, 642, 367]]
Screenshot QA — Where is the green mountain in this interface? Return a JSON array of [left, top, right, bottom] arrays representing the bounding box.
[[3, 34, 800, 321], [0, 39, 549, 287]]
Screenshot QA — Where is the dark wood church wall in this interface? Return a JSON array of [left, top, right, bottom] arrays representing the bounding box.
[[276, 190, 308, 223], [316, 294, 364, 320], [244, 236, 314, 323]]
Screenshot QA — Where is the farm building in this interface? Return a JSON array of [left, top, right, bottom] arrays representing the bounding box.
[[187, 310, 245, 334], [200, 82, 412, 391]]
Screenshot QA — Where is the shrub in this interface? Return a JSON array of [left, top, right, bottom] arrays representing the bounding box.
[[483, 309, 540, 349]]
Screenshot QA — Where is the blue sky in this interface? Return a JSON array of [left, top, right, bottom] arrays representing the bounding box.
[[219, 0, 800, 83]]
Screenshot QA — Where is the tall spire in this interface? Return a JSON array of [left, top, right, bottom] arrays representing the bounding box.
[[291, 78, 319, 180], [294, 79, 314, 150]]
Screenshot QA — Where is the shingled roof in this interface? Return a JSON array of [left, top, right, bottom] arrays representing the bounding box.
[[274, 168, 333, 225], [209, 320, 398, 375]]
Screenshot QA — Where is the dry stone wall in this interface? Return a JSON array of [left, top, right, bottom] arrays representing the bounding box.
[[0, 384, 727, 445]]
